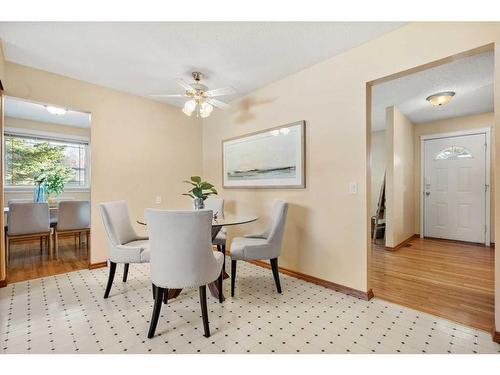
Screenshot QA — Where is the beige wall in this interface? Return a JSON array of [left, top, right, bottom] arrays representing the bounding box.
[[414, 112, 495, 240], [202, 22, 500, 333], [1, 23, 500, 332], [371, 130, 386, 216], [2, 61, 203, 266], [385, 106, 415, 247]]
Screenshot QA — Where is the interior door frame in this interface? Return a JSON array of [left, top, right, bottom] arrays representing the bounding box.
[[420, 127, 492, 246], [0, 84, 4, 286]]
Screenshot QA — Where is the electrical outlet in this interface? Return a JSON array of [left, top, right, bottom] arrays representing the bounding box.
[[155, 195, 162, 204]]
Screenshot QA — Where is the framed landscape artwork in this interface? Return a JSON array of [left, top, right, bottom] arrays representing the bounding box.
[[222, 120, 305, 188]]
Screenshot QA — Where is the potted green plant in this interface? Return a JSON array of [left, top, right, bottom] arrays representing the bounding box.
[[183, 176, 218, 209], [35, 166, 71, 204]]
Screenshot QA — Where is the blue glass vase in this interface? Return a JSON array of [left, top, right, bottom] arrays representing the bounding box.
[[34, 182, 47, 203]]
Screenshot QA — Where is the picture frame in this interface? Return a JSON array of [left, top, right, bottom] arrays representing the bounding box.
[[222, 120, 306, 189]]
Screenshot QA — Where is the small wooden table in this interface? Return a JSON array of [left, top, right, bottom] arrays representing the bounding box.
[[137, 214, 257, 302]]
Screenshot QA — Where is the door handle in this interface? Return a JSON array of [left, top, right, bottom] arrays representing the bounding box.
[[425, 192, 430, 196]]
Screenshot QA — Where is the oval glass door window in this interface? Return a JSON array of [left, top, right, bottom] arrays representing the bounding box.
[[434, 146, 473, 160]]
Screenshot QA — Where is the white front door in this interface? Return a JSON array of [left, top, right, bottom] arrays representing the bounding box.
[[423, 133, 487, 243]]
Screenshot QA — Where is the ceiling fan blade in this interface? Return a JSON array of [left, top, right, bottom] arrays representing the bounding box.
[[205, 87, 236, 97], [207, 98, 230, 109], [149, 94, 188, 98], [175, 78, 195, 92]]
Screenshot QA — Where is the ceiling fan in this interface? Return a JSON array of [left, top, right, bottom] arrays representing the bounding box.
[[149, 72, 236, 118]]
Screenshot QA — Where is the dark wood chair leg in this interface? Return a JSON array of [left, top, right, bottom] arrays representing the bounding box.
[[152, 284, 157, 299], [123, 263, 129, 282], [218, 257, 224, 303], [147, 286, 164, 338], [103, 261, 117, 298], [199, 285, 210, 337], [231, 260, 237, 297], [221, 244, 226, 274], [270, 258, 282, 293]]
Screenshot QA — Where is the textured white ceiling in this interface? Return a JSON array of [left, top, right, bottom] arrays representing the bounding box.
[[0, 22, 405, 107], [372, 51, 494, 131], [4, 96, 91, 128]]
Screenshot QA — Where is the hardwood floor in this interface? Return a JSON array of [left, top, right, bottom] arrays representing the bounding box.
[[6, 234, 89, 284], [370, 237, 495, 331]]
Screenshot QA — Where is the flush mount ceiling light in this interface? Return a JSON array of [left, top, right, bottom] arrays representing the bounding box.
[[426, 91, 456, 106], [149, 72, 236, 118], [45, 105, 67, 115]]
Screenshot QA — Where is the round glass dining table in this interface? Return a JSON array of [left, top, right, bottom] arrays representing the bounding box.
[[137, 214, 258, 302]]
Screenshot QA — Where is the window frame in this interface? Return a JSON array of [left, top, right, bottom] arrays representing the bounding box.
[[3, 126, 91, 193], [434, 145, 473, 160]]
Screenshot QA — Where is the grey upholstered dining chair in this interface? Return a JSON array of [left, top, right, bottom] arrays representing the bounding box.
[[54, 201, 91, 259], [99, 201, 150, 298], [6, 202, 51, 266], [145, 209, 224, 339], [230, 200, 288, 296], [51, 197, 75, 228], [203, 196, 226, 249]]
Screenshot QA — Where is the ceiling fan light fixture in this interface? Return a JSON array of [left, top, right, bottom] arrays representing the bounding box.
[[152, 72, 232, 118], [182, 100, 196, 116], [426, 91, 455, 106], [199, 102, 213, 118], [182, 107, 193, 116]]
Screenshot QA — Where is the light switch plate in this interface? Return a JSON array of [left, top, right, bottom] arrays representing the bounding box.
[[155, 195, 162, 204], [348, 182, 357, 194]]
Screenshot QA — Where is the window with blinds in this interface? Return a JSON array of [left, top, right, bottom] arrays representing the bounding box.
[[4, 132, 89, 188]]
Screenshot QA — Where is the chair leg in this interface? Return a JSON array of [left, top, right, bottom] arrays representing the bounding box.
[[217, 273, 223, 303], [231, 260, 237, 297], [49, 232, 52, 260], [199, 285, 210, 337], [218, 257, 224, 303], [5, 236, 10, 268], [152, 283, 157, 300], [221, 245, 226, 273], [148, 286, 164, 338], [123, 263, 129, 282], [40, 237, 43, 254], [163, 288, 168, 304], [54, 231, 59, 260], [48, 234, 52, 261], [103, 261, 117, 298], [270, 258, 282, 294]]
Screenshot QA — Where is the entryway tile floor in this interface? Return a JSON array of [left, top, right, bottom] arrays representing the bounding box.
[[1, 258, 499, 354]]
